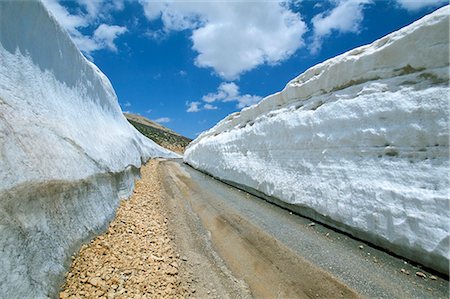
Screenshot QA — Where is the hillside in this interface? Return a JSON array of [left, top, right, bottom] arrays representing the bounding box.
[[125, 113, 192, 154]]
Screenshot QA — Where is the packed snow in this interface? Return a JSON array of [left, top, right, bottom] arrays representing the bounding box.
[[0, 1, 177, 298], [185, 6, 449, 274]]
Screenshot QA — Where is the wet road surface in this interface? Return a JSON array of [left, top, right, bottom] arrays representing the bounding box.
[[158, 158, 449, 299]]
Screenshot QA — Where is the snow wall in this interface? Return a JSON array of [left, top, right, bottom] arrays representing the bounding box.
[[0, 2, 178, 298], [185, 6, 450, 275]]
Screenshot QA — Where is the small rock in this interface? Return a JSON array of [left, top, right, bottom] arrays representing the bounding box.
[[59, 292, 69, 299], [88, 277, 103, 287], [416, 271, 427, 278], [325, 233, 330, 237], [358, 245, 364, 250], [181, 256, 188, 261], [308, 222, 315, 227], [427, 288, 433, 291], [95, 289, 105, 296], [166, 266, 178, 275], [400, 268, 410, 275], [429, 275, 437, 280]]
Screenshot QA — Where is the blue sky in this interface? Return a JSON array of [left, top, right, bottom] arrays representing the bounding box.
[[43, 0, 447, 138]]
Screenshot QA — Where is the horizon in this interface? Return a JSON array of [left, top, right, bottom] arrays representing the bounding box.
[[43, 0, 447, 139]]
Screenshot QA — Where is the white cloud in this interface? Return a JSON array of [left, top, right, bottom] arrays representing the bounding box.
[[139, 1, 307, 80], [311, 0, 372, 54], [203, 103, 218, 110], [93, 24, 127, 52], [153, 117, 171, 123], [42, 0, 127, 55], [186, 101, 201, 112], [140, 2, 205, 31], [123, 101, 132, 107], [395, 0, 447, 11], [202, 82, 239, 103], [200, 82, 262, 109], [178, 70, 187, 76], [42, 0, 87, 34], [186, 101, 219, 112]]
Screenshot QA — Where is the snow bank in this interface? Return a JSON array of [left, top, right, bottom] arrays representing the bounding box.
[[0, 2, 178, 297], [185, 6, 450, 274]]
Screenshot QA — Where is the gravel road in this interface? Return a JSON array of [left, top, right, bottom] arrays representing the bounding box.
[[60, 158, 449, 298], [60, 160, 195, 298]]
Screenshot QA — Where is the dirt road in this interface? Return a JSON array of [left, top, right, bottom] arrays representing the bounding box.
[[159, 159, 448, 299], [61, 159, 448, 298]]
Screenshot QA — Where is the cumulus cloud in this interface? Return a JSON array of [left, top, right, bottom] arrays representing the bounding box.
[[42, 0, 127, 55], [199, 82, 262, 110], [311, 0, 372, 54], [186, 101, 201, 112], [202, 82, 239, 103], [153, 117, 171, 123], [139, 1, 307, 80], [186, 101, 219, 112], [394, 0, 447, 11], [203, 103, 218, 110], [42, 0, 87, 34], [93, 24, 128, 52]]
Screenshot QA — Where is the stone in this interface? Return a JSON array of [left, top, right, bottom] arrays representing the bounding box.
[[416, 271, 427, 278]]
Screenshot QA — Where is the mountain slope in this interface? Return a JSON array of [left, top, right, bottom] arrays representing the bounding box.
[[184, 6, 449, 275], [125, 113, 192, 154]]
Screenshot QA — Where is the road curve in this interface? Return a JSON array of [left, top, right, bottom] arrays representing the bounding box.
[[158, 158, 449, 299]]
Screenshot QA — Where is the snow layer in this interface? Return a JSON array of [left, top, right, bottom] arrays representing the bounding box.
[[185, 6, 450, 274], [0, 2, 177, 298]]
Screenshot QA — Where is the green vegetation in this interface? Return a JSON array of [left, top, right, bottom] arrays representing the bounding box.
[[330, 76, 381, 93], [395, 64, 425, 75], [127, 119, 192, 154], [418, 72, 448, 85]]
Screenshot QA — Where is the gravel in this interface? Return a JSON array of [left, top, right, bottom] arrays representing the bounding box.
[[59, 160, 194, 298]]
